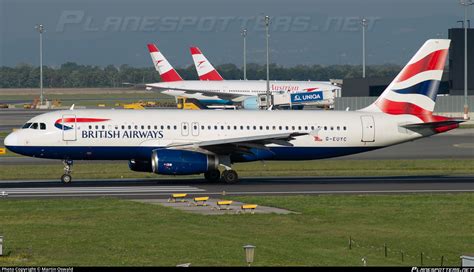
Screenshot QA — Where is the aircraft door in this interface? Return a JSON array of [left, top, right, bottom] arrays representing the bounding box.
[[181, 122, 189, 136], [191, 122, 200, 136], [62, 114, 77, 141], [360, 115, 375, 142]]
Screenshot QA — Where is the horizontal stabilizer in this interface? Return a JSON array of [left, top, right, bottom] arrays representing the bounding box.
[[401, 119, 465, 129]]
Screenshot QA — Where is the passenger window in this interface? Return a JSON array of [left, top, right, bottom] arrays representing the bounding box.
[[324, 126, 327, 130], [330, 127, 334, 131], [292, 126, 295, 130], [227, 125, 231, 130], [95, 125, 99, 129], [343, 126, 347, 131], [305, 126, 308, 131], [247, 125, 250, 130], [208, 125, 212, 130], [240, 125, 244, 130], [161, 125, 164, 130], [298, 126, 301, 130], [102, 125, 105, 129], [221, 125, 224, 130], [253, 126, 256, 130], [214, 125, 218, 130], [40, 123, 46, 130], [201, 125, 205, 130], [141, 125, 144, 129], [337, 126, 340, 130], [167, 125, 171, 130], [173, 125, 177, 130], [154, 125, 157, 129]]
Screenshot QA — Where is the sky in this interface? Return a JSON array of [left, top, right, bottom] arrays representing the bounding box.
[[0, 0, 470, 68]]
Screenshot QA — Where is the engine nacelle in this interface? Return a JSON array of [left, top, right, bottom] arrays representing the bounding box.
[[151, 149, 219, 175], [128, 159, 153, 172], [241, 97, 259, 110]]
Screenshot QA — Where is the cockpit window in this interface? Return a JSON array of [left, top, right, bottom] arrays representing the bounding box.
[[31, 123, 38, 129], [40, 123, 46, 130], [22, 123, 32, 129]]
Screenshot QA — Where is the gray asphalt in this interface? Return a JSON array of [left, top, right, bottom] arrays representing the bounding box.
[[0, 176, 473, 199]]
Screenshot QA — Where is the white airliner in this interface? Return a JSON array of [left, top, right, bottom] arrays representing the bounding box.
[[4, 39, 462, 184], [146, 43, 339, 109]]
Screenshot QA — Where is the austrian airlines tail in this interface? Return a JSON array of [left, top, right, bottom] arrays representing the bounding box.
[[147, 43, 183, 82], [190, 47, 224, 81], [362, 39, 450, 124]]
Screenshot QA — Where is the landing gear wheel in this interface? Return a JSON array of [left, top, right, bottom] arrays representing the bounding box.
[[204, 169, 221, 182], [222, 170, 239, 184], [61, 174, 72, 184], [62, 160, 73, 184]]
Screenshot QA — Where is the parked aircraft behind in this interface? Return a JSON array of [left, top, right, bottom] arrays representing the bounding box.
[[147, 43, 339, 109], [4, 39, 462, 184]]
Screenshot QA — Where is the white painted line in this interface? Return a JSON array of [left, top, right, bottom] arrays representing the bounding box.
[[3, 189, 474, 198], [215, 189, 474, 194], [1, 186, 205, 195]]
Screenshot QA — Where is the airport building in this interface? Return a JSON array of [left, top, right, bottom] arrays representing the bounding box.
[[337, 28, 474, 114], [341, 28, 474, 97]]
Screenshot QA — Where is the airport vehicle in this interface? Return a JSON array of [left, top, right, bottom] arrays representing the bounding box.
[[4, 39, 463, 184], [146, 43, 339, 109]]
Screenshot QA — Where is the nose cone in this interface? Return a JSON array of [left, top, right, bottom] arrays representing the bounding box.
[[4, 132, 18, 148]]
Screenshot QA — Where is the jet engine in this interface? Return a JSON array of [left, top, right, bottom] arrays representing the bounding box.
[[151, 149, 219, 175], [241, 97, 259, 110]]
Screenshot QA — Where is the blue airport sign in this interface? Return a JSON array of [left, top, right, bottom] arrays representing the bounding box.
[[290, 91, 324, 103]]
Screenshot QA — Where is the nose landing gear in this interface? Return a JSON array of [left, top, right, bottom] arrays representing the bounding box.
[[61, 160, 73, 184]]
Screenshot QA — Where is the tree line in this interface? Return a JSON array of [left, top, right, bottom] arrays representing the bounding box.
[[0, 62, 402, 88]]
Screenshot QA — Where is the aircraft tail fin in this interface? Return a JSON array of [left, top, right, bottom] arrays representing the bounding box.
[[361, 39, 450, 123], [190, 46, 224, 81], [147, 43, 183, 82]]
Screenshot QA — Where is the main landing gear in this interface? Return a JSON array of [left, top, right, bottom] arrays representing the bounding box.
[[221, 170, 238, 184], [204, 169, 239, 184], [61, 160, 73, 184]]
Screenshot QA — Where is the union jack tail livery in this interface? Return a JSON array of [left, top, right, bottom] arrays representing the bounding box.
[[147, 43, 183, 82], [190, 46, 224, 81], [362, 39, 450, 123]]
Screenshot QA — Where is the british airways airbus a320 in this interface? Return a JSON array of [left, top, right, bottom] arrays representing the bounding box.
[[4, 39, 463, 184]]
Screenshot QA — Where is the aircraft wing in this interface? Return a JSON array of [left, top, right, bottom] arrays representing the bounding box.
[[145, 84, 248, 101], [161, 132, 307, 155]]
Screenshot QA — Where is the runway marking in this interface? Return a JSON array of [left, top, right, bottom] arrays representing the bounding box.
[[2, 188, 474, 198], [453, 143, 474, 148], [0, 186, 205, 195], [215, 189, 474, 195]]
